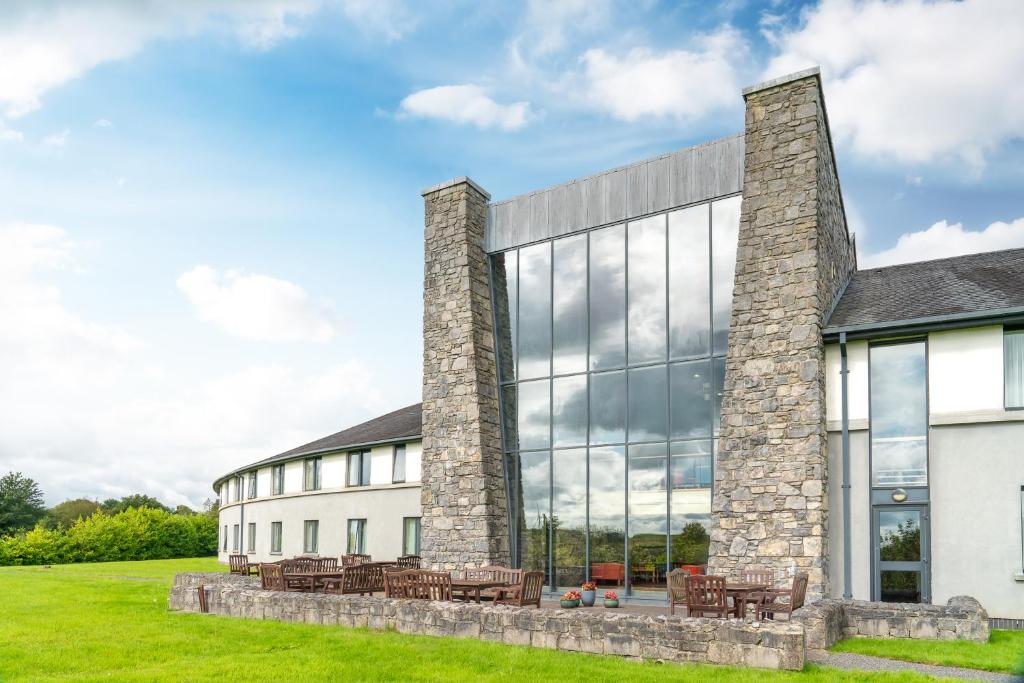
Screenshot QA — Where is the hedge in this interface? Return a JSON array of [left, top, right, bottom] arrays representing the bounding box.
[[0, 507, 218, 566]]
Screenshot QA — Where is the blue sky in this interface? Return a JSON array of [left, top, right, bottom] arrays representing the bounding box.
[[1, 0, 1022, 507]]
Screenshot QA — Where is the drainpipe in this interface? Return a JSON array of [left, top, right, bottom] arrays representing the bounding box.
[[839, 332, 852, 599]]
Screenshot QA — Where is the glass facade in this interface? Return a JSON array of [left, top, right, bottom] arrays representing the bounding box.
[[492, 195, 740, 594], [869, 341, 928, 487]]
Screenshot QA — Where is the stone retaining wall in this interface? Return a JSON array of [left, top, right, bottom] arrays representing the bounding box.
[[794, 596, 990, 655], [169, 573, 804, 671]]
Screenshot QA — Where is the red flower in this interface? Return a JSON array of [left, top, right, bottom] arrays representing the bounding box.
[[581, 582, 596, 591], [561, 590, 582, 600], [604, 591, 618, 600]]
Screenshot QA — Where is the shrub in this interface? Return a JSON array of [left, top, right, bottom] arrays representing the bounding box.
[[0, 507, 218, 566]]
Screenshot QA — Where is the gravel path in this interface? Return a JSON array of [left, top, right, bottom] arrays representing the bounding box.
[[810, 651, 1022, 682]]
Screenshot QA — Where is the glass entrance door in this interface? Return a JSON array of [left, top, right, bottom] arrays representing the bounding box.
[[873, 506, 930, 603]]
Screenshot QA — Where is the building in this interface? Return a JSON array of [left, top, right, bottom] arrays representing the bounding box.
[[216, 67, 1024, 620]]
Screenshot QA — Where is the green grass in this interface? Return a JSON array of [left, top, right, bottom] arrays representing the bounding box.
[[832, 630, 1024, 675], [0, 558, 953, 682]]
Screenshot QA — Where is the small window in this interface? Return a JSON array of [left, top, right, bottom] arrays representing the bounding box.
[[234, 476, 243, 502], [247, 522, 256, 553], [303, 520, 319, 554], [392, 445, 407, 484], [402, 517, 421, 556], [347, 451, 371, 487], [1005, 329, 1024, 409], [347, 518, 366, 554], [232, 524, 240, 552], [222, 525, 228, 552], [272, 464, 285, 495], [270, 521, 283, 554], [247, 471, 257, 499], [303, 457, 322, 491]]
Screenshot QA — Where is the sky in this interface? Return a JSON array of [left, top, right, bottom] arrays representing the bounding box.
[[1, 0, 1022, 508]]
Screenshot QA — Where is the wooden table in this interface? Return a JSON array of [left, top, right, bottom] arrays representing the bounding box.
[[284, 571, 346, 592], [450, 578, 509, 603], [725, 581, 769, 619]]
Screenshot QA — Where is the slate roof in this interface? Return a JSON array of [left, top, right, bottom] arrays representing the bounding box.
[[215, 403, 421, 486], [827, 248, 1024, 331]]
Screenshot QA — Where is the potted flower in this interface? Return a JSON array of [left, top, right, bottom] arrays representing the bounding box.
[[580, 581, 597, 607], [560, 590, 581, 608], [604, 591, 619, 608]]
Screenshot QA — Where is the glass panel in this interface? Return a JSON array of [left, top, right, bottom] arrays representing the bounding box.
[[304, 521, 318, 553], [627, 215, 667, 364], [628, 365, 667, 442], [247, 523, 255, 552], [713, 356, 725, 437], [404, 517, 420, 555], [304, 460, 314, 490], [628, 442, 667, 593], [348, 454, 359, 486], [552, 374, 587, 447], [590, 370, 625, 445], [553, 234, 588, 375], [552, 448, 587, 588], [880, 570, 921, 603], [393, 445, 406, 483], [518, 242, 551, 379], [669, 203, 710, 359], [517, 379, 550, 450], [670, 359, 712, 439], [870, 343, 928, 487], [518, 451, 550, 581], [879, 510, 921, 562], [711, 196, 741, 355], [589, 224, 626, 370], [271, 522, 282, 553], [670, 441, 712, 568], [589, 446, 625, 591], [1005, 330, 1024, 408], [494, 250, 518, 382], [360, 452, 371, 486], [501, 385, 519, 452]]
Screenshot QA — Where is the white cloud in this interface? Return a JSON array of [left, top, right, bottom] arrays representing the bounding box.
[[0, 224, 388, 508], [861, 217, 1024, 268], [399, 84, 532, 131], [93, 118, 112, 128], [0, 1, 415, 119], [0, 120, 21, 141], [578, 27, 746, 122], [512, 0, 612, 63], [177, 265, 338, 342], [42, 128, 69, 146], [764, 0, 1024, 169]]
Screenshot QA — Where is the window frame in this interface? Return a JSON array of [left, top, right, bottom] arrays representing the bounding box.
[[270, 521, 283, 555], [868, 338, 930, 490], [247, 471, 257, 499], [234, 476, 243, 502], [247, 522, 256, 553], [402, 516, 421, 556], [347, 450, 371, 487], [347, 518, 367, 554], [1004, 327, 1024, 410], [303, 456, 322, 492], [392, 444, 406, 484], [271, 464, 285, 496], [303, 520, 319, 554], [231, 524, 240, 552]]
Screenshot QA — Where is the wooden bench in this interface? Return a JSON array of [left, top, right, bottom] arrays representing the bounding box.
[[383, 569, 452, 601], [323, 563, 385, 596], [228, 554, 259, 576]]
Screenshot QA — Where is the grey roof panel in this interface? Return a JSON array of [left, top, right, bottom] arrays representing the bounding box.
[[827, 248, 1024, 330]]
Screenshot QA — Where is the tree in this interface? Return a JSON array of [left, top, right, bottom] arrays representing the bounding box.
[[45, 499, 101, 529], [0, 472, 46, 537], [671, 521, 710, 565], [173, 505, 195, 516], [100, 494, 170, 515], [201, 497, 219, 521]]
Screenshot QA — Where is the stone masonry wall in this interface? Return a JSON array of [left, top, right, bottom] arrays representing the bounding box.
[[711, 72, 856, 600], [421, 178, 511, 571], [169, 573, 805, 670]]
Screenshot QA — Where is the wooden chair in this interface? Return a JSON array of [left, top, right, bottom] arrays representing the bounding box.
[[753, 573, 808, 621], [342, 553, 371, 567], [494, 571, 543, 608], [228, 554, 259, 576], [259, 563, 286, 591], [340, 564, 385, 595], [278, 559, 315, 592], [684, 575, 739, 618], [667, 568, 688, 615], [738, 567, 775, 615], [383, 568, 408, 598], [396, 555, 421, 569], [317, 557, 339, 572], [392, 570, 452, 601]]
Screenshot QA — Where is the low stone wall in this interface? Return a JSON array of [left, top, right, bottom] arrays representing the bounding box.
[[794, 596, 990, 654], [169, 573, 805, 670]]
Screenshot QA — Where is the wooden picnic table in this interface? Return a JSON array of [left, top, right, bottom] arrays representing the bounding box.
[[283, 570, 347, 592], [450, 578, 509, 603], [725, 581, 769, 619]]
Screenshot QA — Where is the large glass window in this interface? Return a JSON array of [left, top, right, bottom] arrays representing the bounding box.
[[870, 342, 928, 487], [493, 195, 739, 594], [303, 457, 322, 491], [348, 450, 371, 487], [1005, 329, 1024, 409]]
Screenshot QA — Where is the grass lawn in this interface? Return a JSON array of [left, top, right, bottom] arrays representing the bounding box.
[[0, 558, 960, 682], [832, 629, 1024, 675]]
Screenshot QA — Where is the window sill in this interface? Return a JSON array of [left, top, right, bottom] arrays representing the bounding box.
[[1013, 572, 1024, 582], [269, 552, 282, 556]]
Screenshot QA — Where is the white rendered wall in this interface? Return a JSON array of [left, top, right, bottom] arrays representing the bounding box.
[[825, 340, 868, 426], [827, 431, 871, 601], [928, 326, 1003, 416]]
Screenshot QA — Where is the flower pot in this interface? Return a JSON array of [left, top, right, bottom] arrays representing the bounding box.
[[560, 599, 580, 609], [604, 599, 619, 608], [581, 590, 596, 607]]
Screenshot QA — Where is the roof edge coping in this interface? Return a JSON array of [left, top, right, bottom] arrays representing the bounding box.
[[742, 66, 821, 97], [421, 176, 490, 199]]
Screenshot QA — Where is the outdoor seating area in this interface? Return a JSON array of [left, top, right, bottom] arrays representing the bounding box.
[[667, 567, 808, 620]]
